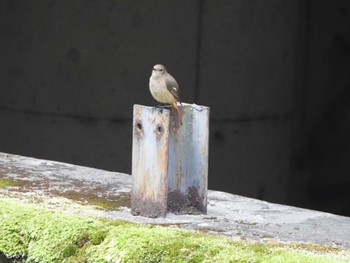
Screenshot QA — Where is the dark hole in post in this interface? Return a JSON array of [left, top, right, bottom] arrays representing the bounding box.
[[155, 124, 164, 140], [136, 122, 142, 131]]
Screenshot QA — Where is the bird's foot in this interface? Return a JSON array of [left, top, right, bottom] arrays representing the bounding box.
[[154, 104, 171, 113]]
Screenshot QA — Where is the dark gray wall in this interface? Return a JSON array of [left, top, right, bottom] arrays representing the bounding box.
[[0, 0, 349, 216], [292, 0, 350, 216]]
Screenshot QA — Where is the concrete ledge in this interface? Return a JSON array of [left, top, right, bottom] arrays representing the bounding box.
[[0, 152, 349, 250]]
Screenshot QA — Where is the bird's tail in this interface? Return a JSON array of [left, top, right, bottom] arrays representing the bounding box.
[[172, 100, 182, 125]]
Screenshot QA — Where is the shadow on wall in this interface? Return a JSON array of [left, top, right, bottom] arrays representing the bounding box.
[[305, 22, 350, 216], [307, 88, 350, 217]]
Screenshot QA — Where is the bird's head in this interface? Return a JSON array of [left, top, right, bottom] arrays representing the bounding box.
[[152, 64, 167, 77]]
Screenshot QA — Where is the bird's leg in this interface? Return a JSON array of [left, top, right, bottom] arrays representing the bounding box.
[[155, 103, 171, 113], [154, 103, 164, 113]]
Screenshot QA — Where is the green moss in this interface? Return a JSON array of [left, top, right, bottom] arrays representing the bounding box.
[[85, 194, 131, 210], [83, 196, 118, 210], [0, 178, 23, 188], [59, 192, 131, 210], [61, 244, 78, 258], [0, 199, 349, 263]]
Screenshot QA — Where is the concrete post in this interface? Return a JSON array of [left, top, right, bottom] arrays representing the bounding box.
[[131, 103, 209, 218]]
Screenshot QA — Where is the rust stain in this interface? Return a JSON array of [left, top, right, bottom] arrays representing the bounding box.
[[132, 198, 166, 218], [170, 110, 182, 134], [175, 171, 182, 191], [167, 187, 205, 215]]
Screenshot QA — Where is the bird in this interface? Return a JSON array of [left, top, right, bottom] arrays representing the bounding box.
[[149, 64, 182, 124]]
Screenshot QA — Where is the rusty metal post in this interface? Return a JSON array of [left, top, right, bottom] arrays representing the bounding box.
[[131, 105, 170, 218], [131, 103, 209, 217]]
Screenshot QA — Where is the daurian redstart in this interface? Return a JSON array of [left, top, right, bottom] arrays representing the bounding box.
[[149, 64, 182, 124]]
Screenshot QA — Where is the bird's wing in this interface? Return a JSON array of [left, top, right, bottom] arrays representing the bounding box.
[[165, 76, 181, 102]]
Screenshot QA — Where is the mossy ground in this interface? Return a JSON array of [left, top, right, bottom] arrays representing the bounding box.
[[0, 178, 24, 188], [0, 199, 349, 263], [58, 191, 131, 210], [0, 178, 131, 211]]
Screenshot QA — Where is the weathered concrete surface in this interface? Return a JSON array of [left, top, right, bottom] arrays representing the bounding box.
[[0, 152, 349, 249]]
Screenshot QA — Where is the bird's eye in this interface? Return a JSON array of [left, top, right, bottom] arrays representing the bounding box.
[[160, 69, 163, 71], [153, 68, 156, 71]]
